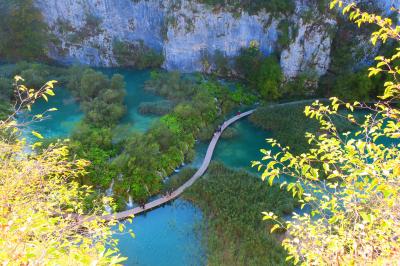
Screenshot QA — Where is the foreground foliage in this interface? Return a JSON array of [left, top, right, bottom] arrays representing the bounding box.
[[185, 163, 296, 265], [253, 2, 400, 264], [0, 77, 126, 265]]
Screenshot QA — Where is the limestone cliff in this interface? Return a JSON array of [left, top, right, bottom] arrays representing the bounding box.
[[34, 0, 338, 78]]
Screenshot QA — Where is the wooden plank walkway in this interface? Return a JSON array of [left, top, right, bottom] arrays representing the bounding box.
[[100, 109, 255, 221]]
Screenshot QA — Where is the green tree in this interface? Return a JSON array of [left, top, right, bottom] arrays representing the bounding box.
[[112, 40, 164, 69], [331, 69, 373, 100], [0, 0, 48, 60], [213, 50, 230, 76], [234, 44, 283, 100], [79, 69, 110, 101], [70, 69, 127, 126], [234, 44, 262, 85], [256, 57, 283, 100], [253, 2, 400, 264]]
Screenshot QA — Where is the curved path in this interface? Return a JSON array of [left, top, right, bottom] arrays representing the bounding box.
[[101, 109, 255, 221]]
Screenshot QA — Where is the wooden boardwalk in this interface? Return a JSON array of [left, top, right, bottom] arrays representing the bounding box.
[[101, 109, 255, 221]]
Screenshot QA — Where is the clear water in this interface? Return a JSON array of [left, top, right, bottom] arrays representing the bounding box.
[[116, 199, 205, 266], [22, 87, 83, 142], [212, 119, 272, 172], [191, 118, 273, 174], [99, 68, 162, 133]]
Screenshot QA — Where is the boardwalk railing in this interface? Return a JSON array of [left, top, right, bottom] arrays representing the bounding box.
[[100, 109, 255, 221]]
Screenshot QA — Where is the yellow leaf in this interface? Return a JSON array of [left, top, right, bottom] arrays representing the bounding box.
[[14, 75, 24, 82], [46, 89, 55, 96], [32, 131, 44, 139], [46, 80, 58, 89], [270, 224, 280, 233]]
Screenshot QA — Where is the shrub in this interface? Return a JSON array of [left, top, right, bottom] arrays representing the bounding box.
[[112, 40, 164, 69], [0, 0, 48, 61], [234, 45, 263, 85], [70, 69, 127, 126], [213, 50, 230, 76], [234, 45, 283, 100], [197, 0, 295, 16], [144, 71, 195, 100], [282, 71, 318, 99], [330, 69, 374, 100], [163, 168, 197, 194], [277, 19, 293, 50], [256, 56, 283, 100], [70, 123, 115, 151], [138, 100, 174, 116]]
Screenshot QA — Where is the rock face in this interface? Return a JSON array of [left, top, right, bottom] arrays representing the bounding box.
[[280, 18, 336, 78], [35, 0, 165, 66], [162, 1, 279, 72], [35, 0, 336, 78]]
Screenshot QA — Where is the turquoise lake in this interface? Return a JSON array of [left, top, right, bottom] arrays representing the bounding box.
[[23, 87, 83, 142], [100, 68, 162, 133], [25, 68, 161, 142], [116, 199, 205, 266], [24, 68, 276, 266]]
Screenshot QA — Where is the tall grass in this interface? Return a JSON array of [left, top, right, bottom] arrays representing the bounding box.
[[185, 162, 296, 265]]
